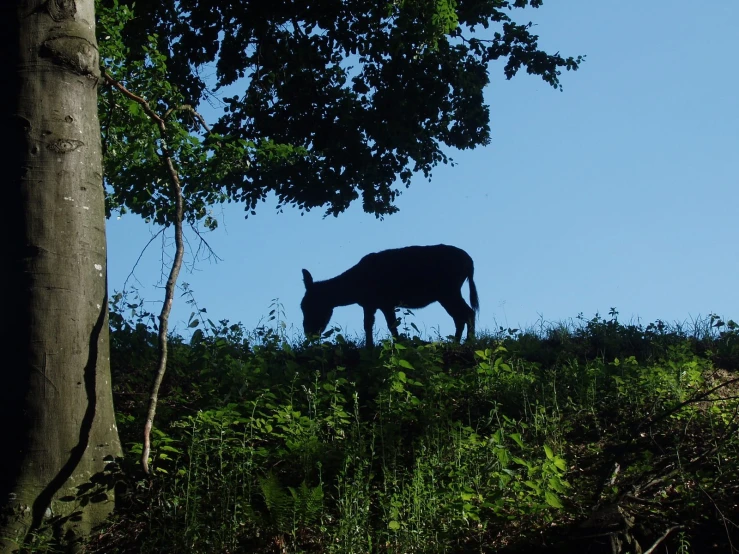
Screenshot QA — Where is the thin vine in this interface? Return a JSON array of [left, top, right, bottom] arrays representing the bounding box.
[[103, 69, 207, 473]]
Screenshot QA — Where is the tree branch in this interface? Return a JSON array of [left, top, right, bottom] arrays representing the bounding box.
[[643, 525, 683, 554], [635, 375, 739, 434], [121, 227, 165, 293], [103, 69, 187, 474]]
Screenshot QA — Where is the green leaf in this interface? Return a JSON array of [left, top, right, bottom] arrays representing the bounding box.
[[545, 491, 564, 509], [548, 478, 568, 493], [553, 457, 567, 471], [524, 480, 540, 493], [511, 456, 529, 468], [398, 359, 414, 370], [544, 444, 554, 460], [388, 520, 401, 530], [510, 433, 524, 448]]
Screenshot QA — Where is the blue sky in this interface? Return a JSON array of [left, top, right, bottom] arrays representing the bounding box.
[[106, 0, 739, 342]]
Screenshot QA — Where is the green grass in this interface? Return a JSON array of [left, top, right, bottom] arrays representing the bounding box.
[[81, 305, 739, 553]]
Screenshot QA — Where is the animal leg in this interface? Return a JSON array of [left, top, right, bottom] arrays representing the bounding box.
[[363, 306, 376, 348], [466, 310, 476, 341], [440, 296, 475, 342], [381, 307, 400, 339]]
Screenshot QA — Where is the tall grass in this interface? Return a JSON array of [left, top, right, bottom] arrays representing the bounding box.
[[87, 302, 739, 553]]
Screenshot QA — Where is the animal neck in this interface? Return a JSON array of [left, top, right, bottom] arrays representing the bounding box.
[[317, 273, 357, 308]]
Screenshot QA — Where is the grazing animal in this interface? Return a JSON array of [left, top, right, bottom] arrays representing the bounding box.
[[301, 244, 479, 347]]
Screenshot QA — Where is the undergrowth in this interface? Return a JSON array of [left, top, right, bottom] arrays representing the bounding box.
[[61, 299, 739, 553]]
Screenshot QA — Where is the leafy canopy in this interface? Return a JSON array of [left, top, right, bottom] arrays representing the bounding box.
[[99, 0, 583, 225]]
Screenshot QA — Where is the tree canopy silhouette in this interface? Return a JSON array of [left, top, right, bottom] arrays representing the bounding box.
[[101, 0, 583, 224]]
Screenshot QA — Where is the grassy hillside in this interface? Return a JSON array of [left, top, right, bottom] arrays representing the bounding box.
[[76, 304, 739, 552]]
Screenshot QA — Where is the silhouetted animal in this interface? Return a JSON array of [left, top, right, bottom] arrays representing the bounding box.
[[301, 244, 479, 347]]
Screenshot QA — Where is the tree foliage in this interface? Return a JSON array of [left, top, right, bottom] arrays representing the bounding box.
[[99, 0, 583, 225], [99, 2, 251, 230]]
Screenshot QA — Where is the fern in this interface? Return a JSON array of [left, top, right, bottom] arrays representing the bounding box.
[[258, 472, 293, 533], [259, 473, 324, 534], [288, 481, 324, 527]]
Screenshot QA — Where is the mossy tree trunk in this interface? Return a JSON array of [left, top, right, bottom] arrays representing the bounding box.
[[0, 0, 122, 549]]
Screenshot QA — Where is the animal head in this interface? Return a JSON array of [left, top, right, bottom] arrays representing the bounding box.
[[300, 269, 333, 338]]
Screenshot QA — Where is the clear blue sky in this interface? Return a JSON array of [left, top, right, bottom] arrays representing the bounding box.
[[106, 0, 739, 342]]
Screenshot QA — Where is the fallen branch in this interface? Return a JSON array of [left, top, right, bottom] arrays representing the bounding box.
[[635, 376, 739, 434], [643, 525, 683, 554]]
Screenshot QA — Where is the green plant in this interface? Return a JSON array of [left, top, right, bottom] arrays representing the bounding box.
[[100, 309, 739, 553]]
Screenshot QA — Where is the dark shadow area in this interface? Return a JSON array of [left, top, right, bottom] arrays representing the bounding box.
[[0, 2, 31, 509]]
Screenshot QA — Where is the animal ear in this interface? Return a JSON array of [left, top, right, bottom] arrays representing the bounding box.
[[302, 269, 313, 288]]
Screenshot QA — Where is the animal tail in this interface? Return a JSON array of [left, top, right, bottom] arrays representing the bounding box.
[[468, 264, 479, 313]]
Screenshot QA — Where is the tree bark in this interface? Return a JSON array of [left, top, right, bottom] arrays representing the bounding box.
[[1, 0, 122, 550]]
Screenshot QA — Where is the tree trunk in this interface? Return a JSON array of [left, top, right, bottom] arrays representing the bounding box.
[[0, 0, 122, 550]]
